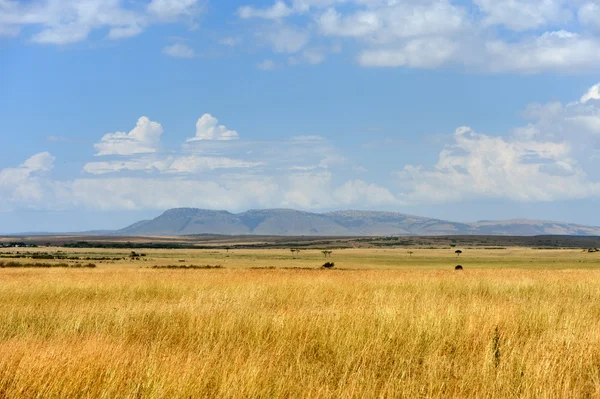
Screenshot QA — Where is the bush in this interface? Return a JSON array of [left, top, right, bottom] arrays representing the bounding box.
[[0, 261, 96, 268], [150, 265, 223, 270]]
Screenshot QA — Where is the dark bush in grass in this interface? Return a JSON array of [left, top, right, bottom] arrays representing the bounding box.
[[0, 261, 96, 268], [151, 265, 223, 270], [322, 262, 335, 269]]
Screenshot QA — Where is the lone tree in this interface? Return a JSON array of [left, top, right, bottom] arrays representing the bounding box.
[[455, 250, 463, 256], [321, 250, 332, 258], [407, 251, 414, 257]]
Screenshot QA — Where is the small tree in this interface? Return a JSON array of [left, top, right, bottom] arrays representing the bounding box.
[[407, 251, 414, 258], [322, 250, 332, 258], [455, 250, 463, 256]]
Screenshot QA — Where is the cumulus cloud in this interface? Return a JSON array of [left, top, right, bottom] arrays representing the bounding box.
[[289, 49, 326, 65], [262, 25, 310, 53], [581, 83, 600, 103], [397, 82, 600, 203], [235, 0, 600, 73], [83, 157, 172, 175], [187, 114, 239, 141], [397, 126, 598, 203], [84, 155, 263, 175], [579, 2, 600, 29], [0, 0, 201, 45], [0, 152, 56, 209], [484, 31, 600, 73], [22, 152, 55, 172], [94, 117, 164, 156], [238, 1, 293, 19], [358, 37, 458, 68], [473, 0, 573, 31], [318, 2, 469, 41], [0, 152, 55, 185], [168, 156, 263, 173], [162, 43, 195, 58], [148, 0, 201, 20], [9, 83, 600, 213], [333, 180, 399, 206]]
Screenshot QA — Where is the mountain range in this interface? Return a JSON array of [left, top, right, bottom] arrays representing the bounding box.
[[113, 208, 600, 237]]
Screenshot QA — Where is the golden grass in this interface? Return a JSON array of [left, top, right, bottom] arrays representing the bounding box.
[[4, 246, 600, 269], [2, 264, 600, 398]]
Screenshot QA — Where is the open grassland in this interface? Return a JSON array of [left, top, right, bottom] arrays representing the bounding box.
[[3, 246, 600, 269], [2, 249, 600, 397]]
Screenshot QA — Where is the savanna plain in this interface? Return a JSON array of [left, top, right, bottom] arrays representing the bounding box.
[[2, 246, 600, 398]]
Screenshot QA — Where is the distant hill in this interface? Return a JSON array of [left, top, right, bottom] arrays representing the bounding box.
[[115, 208, 600, 237]]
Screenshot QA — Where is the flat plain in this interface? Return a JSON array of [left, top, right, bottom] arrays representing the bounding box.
[[2, 245, 600, 398]]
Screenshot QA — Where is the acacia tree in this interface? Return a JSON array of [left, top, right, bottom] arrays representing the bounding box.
[[455, 250, 463, 256]]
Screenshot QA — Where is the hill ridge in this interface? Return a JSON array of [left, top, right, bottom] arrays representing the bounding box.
[[115, 208, 600, 237]]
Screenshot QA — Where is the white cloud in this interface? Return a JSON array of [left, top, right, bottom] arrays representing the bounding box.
[[83, 155, 262, 175], [234, 1, 600, 73], [0, 0, 201, 45], [262, 25, 310, 53], [398, 126, 599, 203], [318, 8, 375, 37], [9, 83, 600, 213], [0, 170, 398, 212], [22, 152, 55, 172], [484, 31, 600, 73], [581, 83, 600, 103], [83, 157, 172, 175], [318, 2, 468, 41], [282, 172, 336, 209], [238, 1, 294, 19], [0, 152, 56, 209], [168, 156, 263, 173], [108, 24, 143, 39], [473, 0, 573, 31], [147, 0, 201, 20], [358, 37, 458, 68], [333, 180, 398, 206], [397, 82, 600, 203], [21, 0, 145, 45], [300, 49, 326, 64], [94, 117, 163, 156], [187, 114, 239, 141], [162, 43, 195, 58], [0, 152, 55, 187], [579, 2, 600, 29]]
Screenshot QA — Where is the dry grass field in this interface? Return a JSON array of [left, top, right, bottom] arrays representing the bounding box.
[[2, 247, 600, 397]]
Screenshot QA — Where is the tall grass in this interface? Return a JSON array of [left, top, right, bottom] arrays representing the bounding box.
[[1, 268, 600, 398]]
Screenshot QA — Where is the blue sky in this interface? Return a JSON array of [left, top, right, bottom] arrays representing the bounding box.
[[2, 0, 600, 233]]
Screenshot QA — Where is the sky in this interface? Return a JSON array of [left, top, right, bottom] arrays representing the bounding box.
[[2, 0, 600, 233]]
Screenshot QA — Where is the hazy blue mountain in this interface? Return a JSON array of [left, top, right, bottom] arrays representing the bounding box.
[[114, 208, 600, 237]]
